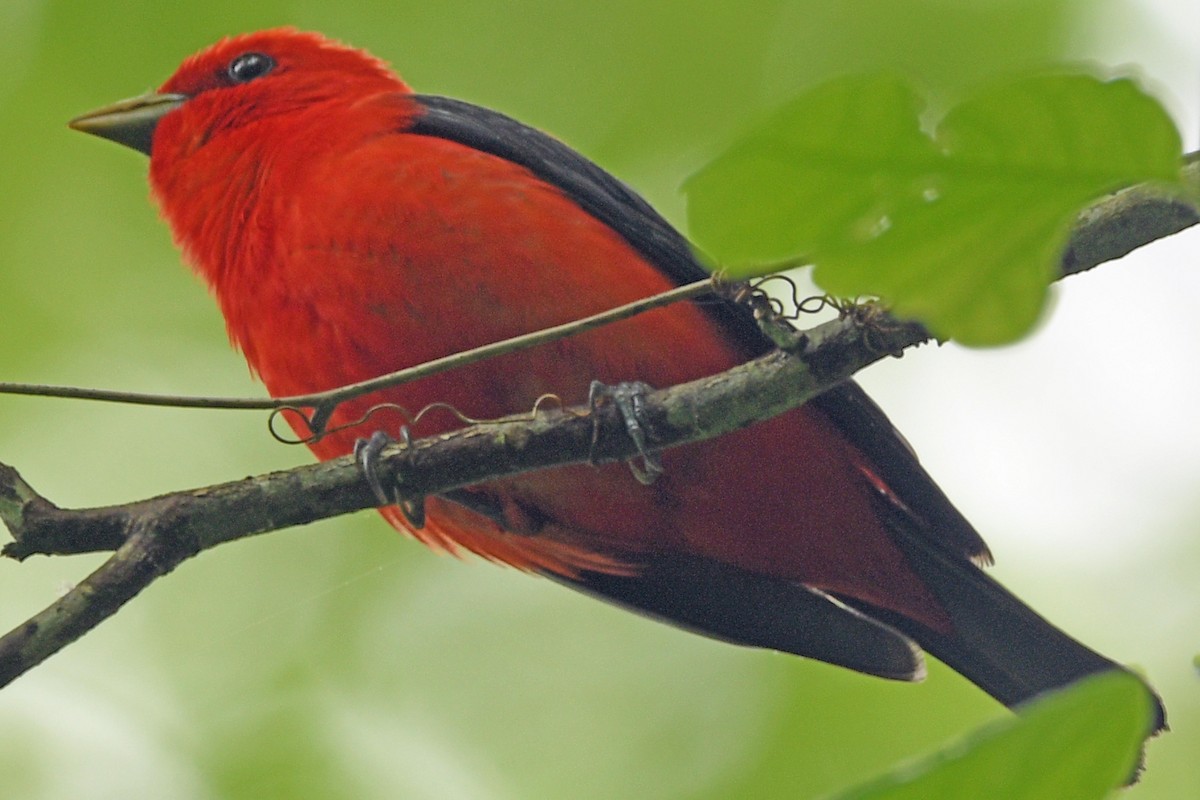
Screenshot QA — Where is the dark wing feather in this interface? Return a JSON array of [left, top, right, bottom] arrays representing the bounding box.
[[549, 553, 925, 681], [809, 382, 990, 562]]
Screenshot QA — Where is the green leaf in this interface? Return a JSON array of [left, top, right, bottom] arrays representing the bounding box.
[[685, 72, 1183, 345], [827, 671, 1157, 800]]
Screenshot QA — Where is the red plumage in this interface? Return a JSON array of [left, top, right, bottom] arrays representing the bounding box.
[[149, 30, 947, 625]]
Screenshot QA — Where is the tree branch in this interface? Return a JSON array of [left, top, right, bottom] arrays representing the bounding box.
[[1060, 154, 1199, 277], [0, 160, 1195, 689]]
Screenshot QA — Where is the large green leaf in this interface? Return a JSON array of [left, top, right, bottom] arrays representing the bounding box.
[[829, 671, 1156, 800], [685, 72, 1183, 345]]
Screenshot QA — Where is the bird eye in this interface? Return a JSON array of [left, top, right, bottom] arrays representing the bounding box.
[[227, 52, 275, 84]]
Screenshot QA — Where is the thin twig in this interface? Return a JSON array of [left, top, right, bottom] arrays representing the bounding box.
[[0, 280, 715, 431]]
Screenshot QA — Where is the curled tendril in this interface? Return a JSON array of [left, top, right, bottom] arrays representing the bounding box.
[[747, 275, 801, 319], [268, 406, 322, 445], [268, 402, 417, 446], [529, 393, 572, 417], [797, 294, 836, 315], [266, 392, 576, 448]]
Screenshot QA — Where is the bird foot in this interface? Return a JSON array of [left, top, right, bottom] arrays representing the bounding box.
[[354, 428, 514, 530], [353, 428, 427, 528], [588, 380, 664, 485]]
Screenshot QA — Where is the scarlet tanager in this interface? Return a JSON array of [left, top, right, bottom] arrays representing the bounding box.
[[70, 29, 1164, 731]]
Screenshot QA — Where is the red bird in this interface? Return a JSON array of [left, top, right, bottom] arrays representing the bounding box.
[[71, 29, 1162, 725]]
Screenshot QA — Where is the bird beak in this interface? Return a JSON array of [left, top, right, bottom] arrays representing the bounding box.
[[68, 92, 188, 156]]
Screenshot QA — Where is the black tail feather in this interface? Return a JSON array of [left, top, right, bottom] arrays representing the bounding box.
[[547, 553, 926, 682], [851, 512, 1167, 734]]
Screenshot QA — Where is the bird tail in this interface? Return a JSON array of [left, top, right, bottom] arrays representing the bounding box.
[[850, 513, 1166, 734]]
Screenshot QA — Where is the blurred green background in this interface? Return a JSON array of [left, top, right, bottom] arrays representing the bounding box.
[[0, 1, 1196, 797]]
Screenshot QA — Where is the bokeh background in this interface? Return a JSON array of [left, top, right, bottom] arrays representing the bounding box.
[[0, 1, 1196, 797]]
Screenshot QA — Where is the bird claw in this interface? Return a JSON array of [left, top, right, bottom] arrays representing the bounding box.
[[353, 427, 427, 528], [354, 430, 396, 505], [589, 380, 664, 485]]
